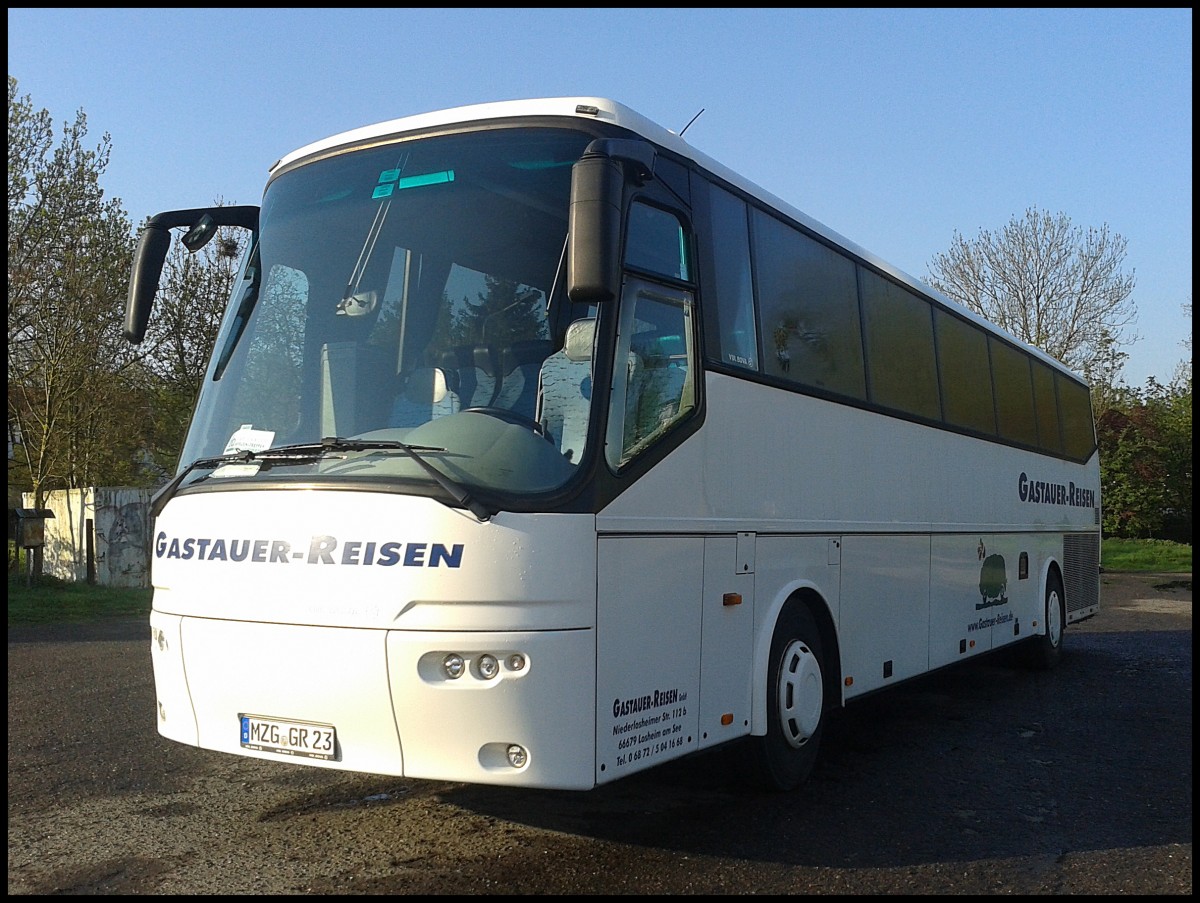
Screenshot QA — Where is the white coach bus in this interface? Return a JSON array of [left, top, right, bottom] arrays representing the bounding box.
[[126, 97, 1101, 791]]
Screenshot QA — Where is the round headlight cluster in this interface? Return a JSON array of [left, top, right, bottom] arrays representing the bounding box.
[[440, 651, 526, 681]]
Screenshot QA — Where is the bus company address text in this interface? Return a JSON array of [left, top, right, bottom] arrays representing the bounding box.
[[611, 687, 689, 768]]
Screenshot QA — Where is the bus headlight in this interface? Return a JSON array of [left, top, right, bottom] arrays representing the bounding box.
[[442, 653, 465, 679], [477, 654, 499, 680]]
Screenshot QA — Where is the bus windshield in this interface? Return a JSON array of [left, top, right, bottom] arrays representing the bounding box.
[[179, 127, 599, 504]]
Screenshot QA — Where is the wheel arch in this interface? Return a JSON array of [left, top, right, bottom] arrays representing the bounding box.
[[750, 584, 841, 736], [1040, 557, 1065, 637]]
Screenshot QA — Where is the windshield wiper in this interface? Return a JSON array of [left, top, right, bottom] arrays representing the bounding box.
[[150, 442, 330, 519], [150, 437, 491, 522], [318, 437, 491, 522]]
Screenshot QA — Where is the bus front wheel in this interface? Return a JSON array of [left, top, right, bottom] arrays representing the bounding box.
[[750, 603, 826, 791], [1024, 572, 1065, 670]]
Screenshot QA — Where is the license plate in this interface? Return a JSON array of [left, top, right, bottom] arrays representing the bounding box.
[[239, 714, 336, 760]]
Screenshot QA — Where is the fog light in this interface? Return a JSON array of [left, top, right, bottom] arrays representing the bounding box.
[[507, 653, 526, 671], [478, 654, 499, 680], [442, 653, 465, 679], [506, 744, 528, 768]]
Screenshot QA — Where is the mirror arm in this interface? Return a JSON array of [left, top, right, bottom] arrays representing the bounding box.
[[124, 205, 259, 344]]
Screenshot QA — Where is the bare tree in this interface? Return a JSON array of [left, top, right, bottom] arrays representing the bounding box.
[[1172, 301, 1191, 388], [925, 207, 1138, 380]]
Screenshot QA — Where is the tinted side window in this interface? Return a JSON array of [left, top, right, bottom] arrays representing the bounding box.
[[990, 338, 1039, 447], [753, 209, 866, 399], [1030, 359, 1063, 454], [1058, 374, 1096, 461], [860, 269, 939, 420], [607, 280, 696, 469], [626, 202, 689, 281], [935, 309, 996, 435], [707, 186, 758, 370]]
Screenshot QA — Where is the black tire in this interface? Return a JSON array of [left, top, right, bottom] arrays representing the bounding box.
[[748, 603, 827, 791], [1024, 571, 1065, 670]]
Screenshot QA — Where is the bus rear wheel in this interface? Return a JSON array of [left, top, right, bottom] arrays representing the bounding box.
[[750, 604, 826, 791], [1024, 572, 1065, 670]]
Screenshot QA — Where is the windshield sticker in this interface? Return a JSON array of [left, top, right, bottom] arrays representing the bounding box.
[[373, 168, 455, 199], [211, 462, 263, 479], [223, 424, 276, 455]]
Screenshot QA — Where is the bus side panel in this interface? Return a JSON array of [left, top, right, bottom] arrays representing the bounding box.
[[595, 536, 703, 785], [1013, 533, 1063, 644], [839, 535, 932, 699], [930, 535, 998, 669], [1007, 533, 1062, 647], [697, 535, 754, 751], [929, 533, 1056, 670]]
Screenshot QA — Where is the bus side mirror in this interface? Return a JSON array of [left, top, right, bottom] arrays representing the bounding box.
[[123, 205, 259, 344], [567, 139, 656, 306], [125, 225, 173, 344]]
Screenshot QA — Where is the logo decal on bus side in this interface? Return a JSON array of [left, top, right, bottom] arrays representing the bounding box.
[[1018, 472, 1096, 508], [967, 541, 1015, 635], [977, 552, 1009, 610], [154, 532, 463, 568]]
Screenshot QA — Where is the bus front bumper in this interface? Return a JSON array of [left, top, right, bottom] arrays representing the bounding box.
[[150, 610, 598, 790]]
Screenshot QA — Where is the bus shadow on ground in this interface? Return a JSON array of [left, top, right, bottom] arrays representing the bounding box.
[[442, 629, 1192, 870]]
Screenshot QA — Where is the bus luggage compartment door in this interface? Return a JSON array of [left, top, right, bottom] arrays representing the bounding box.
[[595, 536, 704, 784]]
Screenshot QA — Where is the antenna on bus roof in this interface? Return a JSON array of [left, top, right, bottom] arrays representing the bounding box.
[[679, 108, 705, 138]]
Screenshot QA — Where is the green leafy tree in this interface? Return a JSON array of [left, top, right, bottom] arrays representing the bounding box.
[[1153, 375, 1192, 542], [1095, 304, 1191, 541], [7, 76, 138, 506], [1097, 377, 1192, 540], [1084, 330, 1130, 423]]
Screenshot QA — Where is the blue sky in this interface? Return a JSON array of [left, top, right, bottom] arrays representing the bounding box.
[[8, 8, 1192, 386]]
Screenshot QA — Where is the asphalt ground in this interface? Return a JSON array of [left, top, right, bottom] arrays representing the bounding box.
[[7, 571, 1191, 894]]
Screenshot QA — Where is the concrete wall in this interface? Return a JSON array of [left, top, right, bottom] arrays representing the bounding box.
[[22, 487, 151, 588]]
